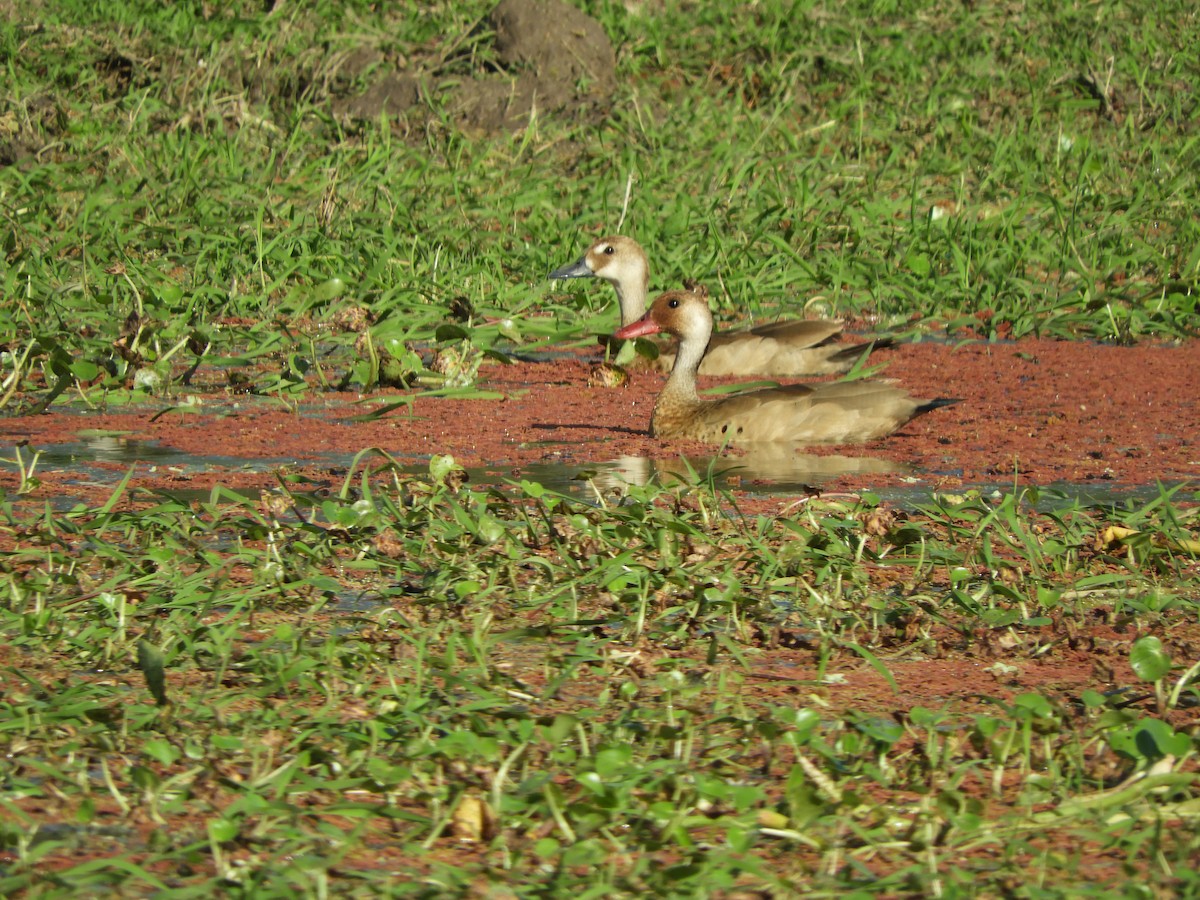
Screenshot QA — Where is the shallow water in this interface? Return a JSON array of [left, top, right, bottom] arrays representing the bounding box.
[[36, 433, 296, 473], [591, 450, 912, 492], [10, 431, 1182, 512]]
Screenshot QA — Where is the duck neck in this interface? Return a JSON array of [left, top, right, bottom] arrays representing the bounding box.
[[660, 327, 709, 406], [614, 270, 650, 326]]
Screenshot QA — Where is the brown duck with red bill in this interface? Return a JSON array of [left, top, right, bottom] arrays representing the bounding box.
[[614, 288, 954, 444]]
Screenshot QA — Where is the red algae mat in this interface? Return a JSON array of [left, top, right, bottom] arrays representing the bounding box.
[[1, 336, 1197, 504]]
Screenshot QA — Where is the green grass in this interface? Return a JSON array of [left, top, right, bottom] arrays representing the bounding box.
[[1, 461, 1198, 895], [3, 0, 1199, 410], [2, 0, 1199, 894]]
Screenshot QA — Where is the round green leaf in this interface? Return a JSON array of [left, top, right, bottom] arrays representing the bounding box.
[[207, 818, 239, 843], [1012, 692, 1055, 720], [595, 745, 632, 778], [1136, 718, 1190, 759], [576, 771, 605, 795], [1130, 636, 1171, 682], [313, 277, 346, 301], [70, 359, 100, 380], [160, 284, 186, 304], [435, 323, 468, 342]]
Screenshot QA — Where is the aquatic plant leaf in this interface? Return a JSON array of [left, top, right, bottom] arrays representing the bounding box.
[[1130, 636, 1171, 682]]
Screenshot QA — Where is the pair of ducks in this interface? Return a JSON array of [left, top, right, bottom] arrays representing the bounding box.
[[550, 236, 951, 445]]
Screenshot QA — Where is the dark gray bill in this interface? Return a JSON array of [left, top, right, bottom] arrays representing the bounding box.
[[548, 256, 594, 280]]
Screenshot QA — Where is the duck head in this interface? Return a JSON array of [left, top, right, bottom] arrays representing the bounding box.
[[549, 236, 648, 288], [614, 287, 711, 341]]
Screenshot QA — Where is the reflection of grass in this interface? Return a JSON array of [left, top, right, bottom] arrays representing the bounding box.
[[1, 0, 1199, 892], [1, 455, 1198, 894]]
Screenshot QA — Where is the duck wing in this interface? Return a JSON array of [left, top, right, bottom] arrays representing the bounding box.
[[743, 319, 844, 344], [654, 321, 889, 377], [680, 381, 939, 444]]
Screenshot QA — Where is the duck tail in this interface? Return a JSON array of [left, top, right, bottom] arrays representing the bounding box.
[[916, 397, 962, 416]]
